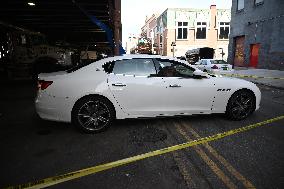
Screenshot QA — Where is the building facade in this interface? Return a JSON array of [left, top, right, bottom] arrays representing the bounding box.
[[140, 14, 157, 54], [141, 14, 157, 39], [125, 33, 139, 54], [154, 5, 231, 60], [228, 0, 284, 70]]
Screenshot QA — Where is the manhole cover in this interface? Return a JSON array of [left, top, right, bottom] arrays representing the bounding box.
[[129, 126, 167, 144]]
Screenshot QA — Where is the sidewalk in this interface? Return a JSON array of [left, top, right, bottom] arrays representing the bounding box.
[[229, 68, 284, 90]]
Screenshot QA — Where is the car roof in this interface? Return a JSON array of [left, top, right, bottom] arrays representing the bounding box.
[[73, 54, 200, 73], [87, 54, 194, 69], [99, 54, 189, 63], [118, 54, 177, 60], [200, 59, 225, 61]]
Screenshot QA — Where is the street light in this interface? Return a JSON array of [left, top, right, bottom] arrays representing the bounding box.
[[27, 2, 36, 6]]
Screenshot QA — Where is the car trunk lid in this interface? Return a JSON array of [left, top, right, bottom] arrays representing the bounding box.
[[38, 71, 67, 80]]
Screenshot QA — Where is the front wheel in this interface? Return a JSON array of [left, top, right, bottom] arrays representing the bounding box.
[[226, 90, 256, 120], [72, 96, 115, 133]]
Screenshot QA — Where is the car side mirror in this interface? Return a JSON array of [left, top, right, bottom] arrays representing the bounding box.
[[193, 70, 208, 79]]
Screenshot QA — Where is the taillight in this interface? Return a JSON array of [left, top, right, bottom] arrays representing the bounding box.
[[38, 80, 53, 90], [211, 65, 218, 69]]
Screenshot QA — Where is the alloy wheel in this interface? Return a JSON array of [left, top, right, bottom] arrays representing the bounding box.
[[77, 100, 111, 131], [226, 90, 255, 120]]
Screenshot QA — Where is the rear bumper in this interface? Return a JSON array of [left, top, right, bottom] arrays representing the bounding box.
[[35, 102, 62, 122], [35, 92, 72, 122]]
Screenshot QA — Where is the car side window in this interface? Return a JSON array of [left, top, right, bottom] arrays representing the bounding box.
[[154, 59, 195, 78], [112, 58, 156, 76]]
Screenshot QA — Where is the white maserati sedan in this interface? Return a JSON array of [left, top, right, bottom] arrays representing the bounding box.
[[35, 55, 261, 133]]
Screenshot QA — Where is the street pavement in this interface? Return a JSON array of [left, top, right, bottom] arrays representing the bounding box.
[[0, 73, 283, 189], [0, 66, 283, 189], [230, 67, 284, 90]]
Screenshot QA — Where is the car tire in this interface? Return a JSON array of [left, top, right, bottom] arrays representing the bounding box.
[[72, 96, 115, 133], [226, 90, 256, 120]]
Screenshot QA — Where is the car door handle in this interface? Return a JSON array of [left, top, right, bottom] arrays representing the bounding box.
[[112, 83, 126, 87], [169, 84, 181, 88]]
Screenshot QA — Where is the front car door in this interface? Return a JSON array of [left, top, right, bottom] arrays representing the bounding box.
[[154, 58, 216, 115]]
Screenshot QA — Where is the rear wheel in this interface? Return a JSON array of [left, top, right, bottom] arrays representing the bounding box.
[[226, 90, 256, 120], [72, 96, 115, 133]]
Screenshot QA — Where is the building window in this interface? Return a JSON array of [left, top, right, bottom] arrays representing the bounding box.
[[237, 0, 244, 11], [196, 22, 207, 39], [160, 35, 163, 43], [254, 0, 264, 5], [219, 22, 230, 39], [177, 22, 188, 39]]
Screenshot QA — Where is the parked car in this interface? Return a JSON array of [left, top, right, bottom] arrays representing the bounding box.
[[195, 59, 233, 73], [35, 55, 261, 133], [176, 56, 186, 61]]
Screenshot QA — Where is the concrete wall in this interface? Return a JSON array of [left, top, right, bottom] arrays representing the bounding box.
[[228, 0, 284, 70]]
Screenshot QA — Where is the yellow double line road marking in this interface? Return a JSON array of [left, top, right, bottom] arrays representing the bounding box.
[[186, 124, 255, 188], [175, 123, 238, 189], [221, 73, 284, 80], [175, 121, 255, 189], [5, 115, 284, 189]]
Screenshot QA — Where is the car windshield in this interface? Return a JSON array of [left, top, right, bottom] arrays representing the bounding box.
[[210, 60, 227, 64]]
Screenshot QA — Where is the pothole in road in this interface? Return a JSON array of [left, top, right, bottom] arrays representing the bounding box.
[[129, 126, 167, 145]]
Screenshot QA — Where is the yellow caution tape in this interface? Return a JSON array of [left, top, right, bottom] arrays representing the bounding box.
[[4, 115, 284, 189], [221, 73, 284, 80]]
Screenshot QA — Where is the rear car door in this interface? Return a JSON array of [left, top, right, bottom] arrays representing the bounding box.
[[107, 58, 167, 117]]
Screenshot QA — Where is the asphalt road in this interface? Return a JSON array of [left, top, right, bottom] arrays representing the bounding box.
[[0, 81, 283, 189]]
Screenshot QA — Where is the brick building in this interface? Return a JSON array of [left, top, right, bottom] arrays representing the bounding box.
[[228, 0, 284, 70], [154, 5, 230, 60], [141, 14, 157, 39]]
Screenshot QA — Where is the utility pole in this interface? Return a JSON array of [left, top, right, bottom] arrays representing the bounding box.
[[219, 48, 225, 60], [171, 41, 176, 57], [150, 30, 154, 54]]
